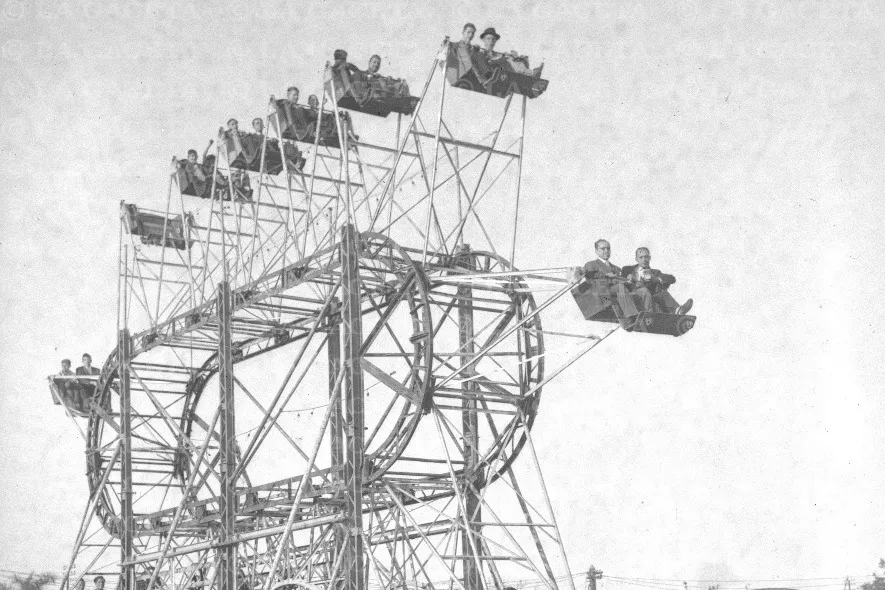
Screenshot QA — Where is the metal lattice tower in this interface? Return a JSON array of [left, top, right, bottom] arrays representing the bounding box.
[[56, 39, 619, 590]]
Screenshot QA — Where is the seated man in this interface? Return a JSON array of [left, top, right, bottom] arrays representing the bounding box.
[[76, 353, 101, 405], [366, 54, 382, 76], [583, 239, 644, 327], [251, 117, 264, 135], [459, 22, 477, 49], [218, 118, 244, 157], [174, 148, 210, 195], [332, 49, 359, 75], [621, 247, 693, 315], [52, 358, 83, 408], [284, 86, 299, 106], [271, 87, 313, 140]]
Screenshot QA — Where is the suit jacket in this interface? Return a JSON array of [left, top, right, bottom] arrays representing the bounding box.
[[621, 265, 675, 295], [583, 259, 622, 280]]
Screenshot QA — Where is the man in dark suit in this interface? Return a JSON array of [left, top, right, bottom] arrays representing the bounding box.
[[621, 247, 693, 315], [76, 353, 101, 401], [583, 239, 645, 324]]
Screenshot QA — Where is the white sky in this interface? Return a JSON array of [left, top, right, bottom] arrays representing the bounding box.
[[1, 0, 883, 584]]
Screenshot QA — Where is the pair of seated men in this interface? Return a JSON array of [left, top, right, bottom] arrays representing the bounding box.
[[53, 354, 101, 413], [270, 87, 321, 112], [581, 239, 693, 325], [455, 23, 534, 75], [332, 51, 385, 78], [218, 118, 306, 173], [173, 141, 255, 199], [270, 87, 355, 144], [330, 49, 414, 105]]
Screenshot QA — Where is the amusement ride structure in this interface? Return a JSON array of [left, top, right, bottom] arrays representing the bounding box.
[[49, 36, 695, 590]]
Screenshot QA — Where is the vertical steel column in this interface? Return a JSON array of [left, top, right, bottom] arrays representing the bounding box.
[[340, 225, 366, 590], [456, 245, 482, 590], [328, 297, 346, 573], [119, 329, 134, 590], [217, 281, 237, 590]]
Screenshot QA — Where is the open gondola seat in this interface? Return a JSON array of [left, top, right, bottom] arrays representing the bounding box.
[[124, 204, 193, 250], [176, 159, 211, 198], [48, 376, 89, 417], [222, 133, 304, 175], [328, 63, 419, 117], [271, 100, 345, 149], [446, 42, 549, 99], [569, 268, 696, 337]]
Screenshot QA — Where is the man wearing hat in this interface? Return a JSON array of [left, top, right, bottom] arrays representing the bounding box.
[[479, 27, 501, 54], [473, 27, 503, 83]]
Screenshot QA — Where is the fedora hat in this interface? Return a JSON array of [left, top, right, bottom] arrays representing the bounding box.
[[480, 27, 500, 41]]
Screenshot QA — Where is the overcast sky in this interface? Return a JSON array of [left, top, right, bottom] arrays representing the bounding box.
[[0, 0, 883, 585]]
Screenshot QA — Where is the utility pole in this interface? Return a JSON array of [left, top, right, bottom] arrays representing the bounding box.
[[586, 567, 603, 590]]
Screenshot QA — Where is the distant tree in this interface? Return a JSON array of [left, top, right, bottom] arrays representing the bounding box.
[[0, 573, 57, 590], [860, 559, 885, 590]]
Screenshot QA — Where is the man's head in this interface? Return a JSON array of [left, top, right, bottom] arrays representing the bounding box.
[[286, 86, 299, 103], [461, 23, 476, 43], [333, 49, 347, 66], [94, 576, 105, 590], [635, 247, 651, 269], [227, 118, 238, 131], [367, 54, 381, 74], [187, 149, 198, 163], [82, 353, 92, 368], [594, 239, 611, 261], [480, 27, 500, 50], [308, 94, 319, 109], [61, 359, 71, 370], [251, 117, 264, 134]]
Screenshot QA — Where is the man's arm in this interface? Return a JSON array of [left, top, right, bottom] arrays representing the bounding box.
[[653, 270, 676, 286], [583, 260, 618, 280], [202, 140, 214, 162]]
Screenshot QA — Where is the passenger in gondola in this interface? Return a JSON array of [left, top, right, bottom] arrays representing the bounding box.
[[621, 247, 693, 316], [479, 27, 501, 55], [251, 117, 264, 135], [332, 49, 362, 81], [59, 358, 74, 378], [477, 27, 532, 75], [55, 358, 82, 407], [308, 94, 320, 110], [218, 118, 244, 157], [366, 54, 382, 76], [583, 239, 644, 327], [473, 27, 504, 82], [76, 354, 100, 403], [459, 22, 477, 49], [94, 576, 105, 590], [286, 86, 299, 106]]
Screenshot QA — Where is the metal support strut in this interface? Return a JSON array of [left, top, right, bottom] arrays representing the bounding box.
[[341, 225, 366, 590], [218, 281, 237, 590], [328, 297, 346, 572], [119, 329, 134, 590], [457, 244, 483, 590]]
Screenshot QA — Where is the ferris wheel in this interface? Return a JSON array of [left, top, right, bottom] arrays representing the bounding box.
[[52, 36, 691, 590]]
